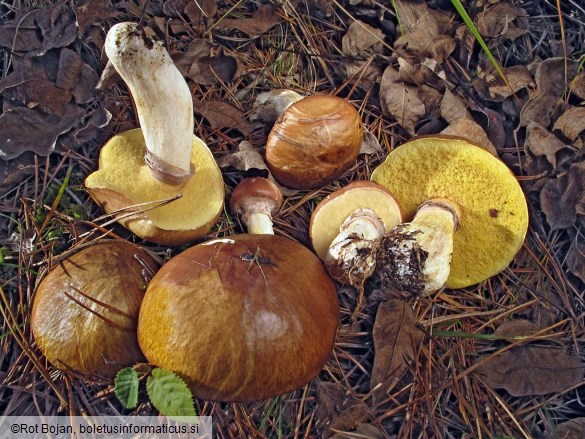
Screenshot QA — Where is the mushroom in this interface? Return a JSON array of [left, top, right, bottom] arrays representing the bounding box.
[[84, 22, 224, 245], [229, 177, 283, 234], [265, 94, 364, 189], [137, 178, 339, 402], [370, 136, 529, 295], [309, 181, 403, 287], [31, 241, 157, 379]]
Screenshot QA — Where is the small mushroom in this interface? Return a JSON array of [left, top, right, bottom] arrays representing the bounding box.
[[309, 181, 403, 287], [229, 177, 283, 234], [84, 22, 224, 245], [265, 94, 364, 189], [137, 178, 339, 402], [31, 241, 157, 379], [371, 136, 529, 294]]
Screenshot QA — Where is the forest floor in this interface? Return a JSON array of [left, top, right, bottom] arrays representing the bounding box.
[[1, 0, 584, 438]]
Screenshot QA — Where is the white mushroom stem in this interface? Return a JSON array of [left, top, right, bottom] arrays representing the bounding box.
[[238, 199, 277, 235], [105, 22, 195, 185], [324, 208, 386, 286], [377, 199, 460, 295]]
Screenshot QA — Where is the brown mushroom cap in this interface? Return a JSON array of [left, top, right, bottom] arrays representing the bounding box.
[[265, 94, 363, 189], [371, 136, 529, 289], [137, 234, 339, 402], [31, 242, 157, 379], [84, 129, 224, 245], [309, 181, 403, 260], [230, 177, 283, 216]]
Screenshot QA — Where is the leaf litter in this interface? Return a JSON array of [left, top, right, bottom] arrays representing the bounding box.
[[1, 0, 584, 437]]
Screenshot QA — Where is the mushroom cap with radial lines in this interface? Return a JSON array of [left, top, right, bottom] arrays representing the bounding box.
[[371, 136, 529, 289], [309, 181, 403, 260], [84, 129, 224, 245]]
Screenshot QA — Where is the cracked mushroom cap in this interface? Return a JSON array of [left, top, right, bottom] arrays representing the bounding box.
[[371, 136, 529, 289], [84, 129, 224, 245], [309, 181, 403, 260], [137, 234, 339, 402]]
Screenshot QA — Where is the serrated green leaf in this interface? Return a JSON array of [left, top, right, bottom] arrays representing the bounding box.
[[114, 368, 140, 409], [146, 368, 196, 417]]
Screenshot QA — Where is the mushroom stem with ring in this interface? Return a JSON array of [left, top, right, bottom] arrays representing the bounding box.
[[105, 22, 194, 185], [230, 178, 284, 235], [377, 199, 460, 296], [324, 208, 386, 287]]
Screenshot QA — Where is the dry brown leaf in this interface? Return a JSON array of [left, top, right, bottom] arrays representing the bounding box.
[[566, 236, 585, 283], [525, 122, 567, 167], [187, 52, 239, 85], [341, 20, 385, 57], [569, 70, 585, 100], [184, 0, 217, 24], [476, 345, 584, 396], [71, 63, 99, 104], [0, 153, 36, 191], [216, 4, 282, 37], [379, 65, 425, 135], [440, 89, 471, 123], [315, 382, 372, 438], [370, 299, 423, 398], [441, 118, 498, 156], [476, 2, 528, 40], [535, 58, 579, 97], [553, 418, 585, 439], [0, 105, 83, 160], [540, 162, 585, 230], [194, 100, 258, 136], [360, 130, 383, 155], [74, 0, 120, 36], [491, 319, 545, 347], [482, 65, 534, 101], [35, 0, 78, 55], [397, 58, 436, 86], [217, 141, 267, 172], [519, 94, 560, 128], [0, 9, 42, 52], [553, 106, 585, 142]]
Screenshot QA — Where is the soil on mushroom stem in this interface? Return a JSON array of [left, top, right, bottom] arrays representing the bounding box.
[[1, 0, 584, 437]]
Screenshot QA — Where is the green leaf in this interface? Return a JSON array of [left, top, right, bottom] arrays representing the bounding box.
[[146, 368, 196, 417], [114, 368, 140, 409]]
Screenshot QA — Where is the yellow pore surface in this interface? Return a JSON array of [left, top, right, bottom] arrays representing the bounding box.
[[84, 129, 224, 243], [310, 182, 403, 260], [371, 136, 529, 289]]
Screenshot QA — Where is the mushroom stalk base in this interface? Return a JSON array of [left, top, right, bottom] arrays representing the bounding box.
[[374, 200, 459, 296], [324, 208, 385, 287]]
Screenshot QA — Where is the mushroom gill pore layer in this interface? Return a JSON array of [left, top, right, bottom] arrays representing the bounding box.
[[371, 136, 529, 289], [84, 129, 224, 245]]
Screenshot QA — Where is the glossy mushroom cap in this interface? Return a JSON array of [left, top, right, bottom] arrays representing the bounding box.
[[137, 234, 339, 402], [371, 136, 529, 289], [266, 95, 363, 189], [230, 177, 283, 219], [31, 242, 157, 380]]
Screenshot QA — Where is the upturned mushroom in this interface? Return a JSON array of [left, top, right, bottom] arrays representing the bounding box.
[[309, 181, 403, 287], [137, 177, 339, 402], [370, 136, 529, 295], [31, 241, 157, 379], [84, 22, 224, 245], [265, 94, 364, 189]]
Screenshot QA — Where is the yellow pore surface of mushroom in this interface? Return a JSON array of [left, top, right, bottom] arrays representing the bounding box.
[[85, 129, 224, 245], [310, 181, 403, 260], [31, 242, 156, 379], [137, 234, 339, 402], [371, 136, 529, 289]]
